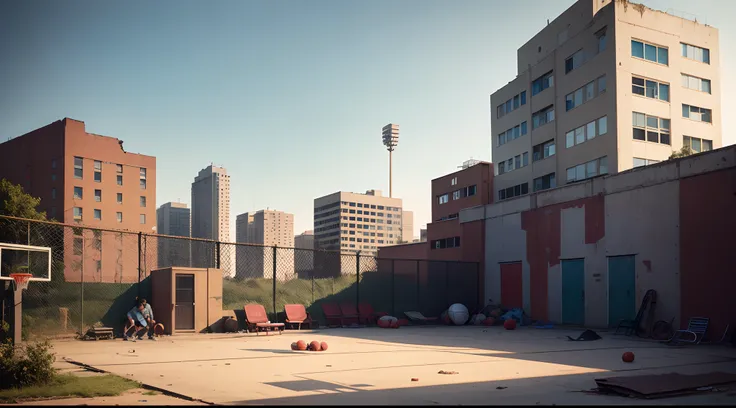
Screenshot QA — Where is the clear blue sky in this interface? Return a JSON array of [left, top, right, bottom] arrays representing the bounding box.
[[1, 0, 733, 239]]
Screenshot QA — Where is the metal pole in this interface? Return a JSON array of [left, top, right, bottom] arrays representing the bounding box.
[[391, 259, 395, 316], [137, 232, 142, 286], [445, 261, 450, 308], [389, 150, 393, 198], [416, 260, 420, 314], [356, 252, 360, 311], [216, 242, 221, 269], [272, 246, 277, 320], [80, 234, 85, 337]]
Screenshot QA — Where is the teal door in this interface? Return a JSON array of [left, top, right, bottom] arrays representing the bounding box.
[[608, 255, 636, 327], [561, 259, 585, 326]]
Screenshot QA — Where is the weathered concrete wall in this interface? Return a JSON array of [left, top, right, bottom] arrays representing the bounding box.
[[468, 146, 736, 335]]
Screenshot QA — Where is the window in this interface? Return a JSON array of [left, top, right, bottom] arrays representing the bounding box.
[[52, 174, 57, 181], [73, 207, 83, 220], [496, 91, 527, 118], [140, 214, 146, 224], [116, 164, 123, 173], [565, 116, 608, 148], [532, 71, 554, 95], [116, 193, 123, 204], [632, 76, 669, 101], [116, 212, 122, 223], [497, 182, 529, 201], [73, 238, 83, 255], [498, 161, 505, 175], [497, 121, 528, 146], [681, 43, 710, 64], [140, 196, 146, 207], [94, 160, 101, 171], [94, 189, 101, 202], [74, 157, 83, 179], [632, 112, 670, 145], [451, 177, 457, 186], [683, 136, 713, 153], [467, 185, 477, 196], [438, 194, 449, 205], [566, 156, 608, 183], [681, 74, 711, 94], [533, 140, 556, 161], [140, 168, 147, 179], [51, 188, 56, 199], [596, 27, 607, 53], [94, 209, 101, 220], [140, 179, 147, 190], [633, 158, 660, 168], [682, 104, 712, 123], [565, 75, 606, 111], [431, 236, 461, 250], [532, 106, 555, 129], [631, 40, 668, 65], [452, 190, 461, 200], [565, 50, 584, 73], [73, 186, 83, 199], [533, 173, 556, 192], [117, 175, 123, 186]]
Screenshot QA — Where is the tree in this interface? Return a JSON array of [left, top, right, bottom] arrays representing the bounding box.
[[0, 179, 46, 220], [669, 146, 694, 160]]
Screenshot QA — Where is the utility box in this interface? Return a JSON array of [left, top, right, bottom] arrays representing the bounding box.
[[150, 267, 223, 335]]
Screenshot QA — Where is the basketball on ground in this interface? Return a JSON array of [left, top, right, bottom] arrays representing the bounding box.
[[154, 323, 165, 336], [622, 351, 635, 363], [310, 340, 321, 351], [296, 340, 307, 350], [290, 342, 298, 350], [320, 341, 328, 351], [503, 319, 517, 330]]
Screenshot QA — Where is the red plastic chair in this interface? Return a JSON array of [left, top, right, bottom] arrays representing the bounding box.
[[244, 304, 284, 335], [359, 303, 388, 325]]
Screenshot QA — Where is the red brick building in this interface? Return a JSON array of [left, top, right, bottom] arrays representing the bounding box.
[[0, 118, 156, 282], [379, 160, 493, 264]]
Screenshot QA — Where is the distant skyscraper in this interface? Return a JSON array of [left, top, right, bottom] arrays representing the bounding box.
[[191, 165, 232, 276], [235, 210, 294, 280], [294, 230, 315, 279], [156, 202, 191, 268]]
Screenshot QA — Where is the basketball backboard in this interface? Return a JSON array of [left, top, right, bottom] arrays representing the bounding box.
[[0, 243, 52, 282]]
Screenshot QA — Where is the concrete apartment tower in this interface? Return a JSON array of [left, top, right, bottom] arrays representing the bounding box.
[[490, 0, 721, 201], [313, 189, 409, 276], [0, 118, 156, 283], [294, 230, 315, 279], [156, 202, 191, 268], [191, 165, 232, 276], [235, 210, 294, 280]]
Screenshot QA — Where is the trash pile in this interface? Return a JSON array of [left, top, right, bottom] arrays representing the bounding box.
[[436, 300, 532, 327]]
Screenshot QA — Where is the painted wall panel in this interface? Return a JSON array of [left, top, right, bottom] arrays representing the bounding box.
[[500, 262, 523, 309], [485, 213, 527, 308]]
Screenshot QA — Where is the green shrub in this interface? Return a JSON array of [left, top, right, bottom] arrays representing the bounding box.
[[0, 339, 56, 389]]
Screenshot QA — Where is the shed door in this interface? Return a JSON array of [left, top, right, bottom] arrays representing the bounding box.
[[175, 274, 195, 330]]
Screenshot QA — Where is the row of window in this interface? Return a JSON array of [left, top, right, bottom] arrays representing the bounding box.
[[498, 152, 529, 175], [566, 75, 606, 111], [566, 116, 608, 149], [633, 158, 660, 168], [497, 121, 528, 147], [438, 184, 478, 204], [632, 40, 711, 66], [566, 156, 608, 183], [72, 207, 146, 224], [683, 136, 713, 153], [496, 91, 527, 119], [342, 208, 396, 218], [532, 140, 556, 162], [73, 157, 147, 189], [498, 182, 529, 201], [71, 187, 146, 207], [532, 71, 554, 96], [344, 201, 400, 211], [342, 215, 394, 224], [532, 105, 555, 129], [533, 173, 556, 192], [681, 73, 711, 94], [432, 236, 460, 250], [341, 236, 389, 244], [632, 76, 669, 102], [632, 112, 671, 145], [682, 104, 712, 123], [341, 223, 394, 232]]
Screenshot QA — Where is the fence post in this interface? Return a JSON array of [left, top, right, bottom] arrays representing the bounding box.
[[272, 246, 277, 320], [137, 232, 142, 286], [80, 234, 85, 337], [391, 259, 395, 316], [416, 260, 420, 314], [356, 251, 360, 311], [445, 261, 450, 307], [216, 242, 221, 269]]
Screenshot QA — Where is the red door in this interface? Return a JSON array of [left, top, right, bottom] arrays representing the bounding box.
[[500, 262, 523, 308]]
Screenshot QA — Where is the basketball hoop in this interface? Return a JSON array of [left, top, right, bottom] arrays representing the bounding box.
[[9, 273, 32, 291]]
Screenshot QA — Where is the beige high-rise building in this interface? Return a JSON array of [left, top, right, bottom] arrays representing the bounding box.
[[294, 230, 314, 279], [314, 189, 409, 257], [191, 165, 232, 276], [491, 0, 721, 201], [401, 210, 414, 244], [235, 210, 294, 280]]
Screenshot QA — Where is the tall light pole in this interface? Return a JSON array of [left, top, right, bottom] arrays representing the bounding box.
[[382, 123, 399, 198]]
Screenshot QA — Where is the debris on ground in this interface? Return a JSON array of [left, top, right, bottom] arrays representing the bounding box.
[[566, 329, 602, 342], [438, 370, 458, 375], [593, 372, 736, 399], [496, 386, 507, 390], [411, 378, 419, 382]]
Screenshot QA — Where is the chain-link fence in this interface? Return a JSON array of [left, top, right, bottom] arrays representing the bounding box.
[[0, 215, 480, 339]]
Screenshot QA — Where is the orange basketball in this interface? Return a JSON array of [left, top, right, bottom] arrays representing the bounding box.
[[310, 341, 321, 351], [154, 323, 165, 336], [296, 340, 307, 351], [320, 341, 328, 351], [622, 351, 635, 363], [290, 342, 298, 350], [503, 319, 517, 330]]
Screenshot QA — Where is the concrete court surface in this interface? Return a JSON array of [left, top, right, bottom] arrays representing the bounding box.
[[50, 326, 736, 405]]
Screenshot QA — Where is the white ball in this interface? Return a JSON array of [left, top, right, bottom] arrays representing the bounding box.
[[448, 303, 469, 325]]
